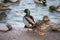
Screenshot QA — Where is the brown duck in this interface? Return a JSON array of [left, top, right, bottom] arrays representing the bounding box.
[[0, 3, 10, 11], [0, 12, 7, 19], [32, 16, 60, 36]]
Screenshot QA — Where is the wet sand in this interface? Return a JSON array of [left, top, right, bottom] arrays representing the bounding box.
[[0, 27, 60, 40]]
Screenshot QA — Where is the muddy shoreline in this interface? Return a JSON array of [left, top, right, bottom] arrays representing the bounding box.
[[0, 24, 60, 40]]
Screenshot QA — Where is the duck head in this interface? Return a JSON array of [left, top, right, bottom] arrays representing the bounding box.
[[49, 5, 56, 12], [24, 9, 30, 16], [42, 16, 50, 22]]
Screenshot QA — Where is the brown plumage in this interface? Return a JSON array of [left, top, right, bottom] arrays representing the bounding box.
[[33, 16, 60, 35], [0, 3, 10, 10]]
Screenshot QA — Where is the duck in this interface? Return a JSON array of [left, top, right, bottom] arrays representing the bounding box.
[[34, 0, 46, 6], [3, 0, 19, 3], [6, 24, 12, 31], [3, 0, 9, 3], [0, 3, 10, 11], [34, 16, 50, 29], [33, 16, 50, 35], [33, 16, 60, 36], [0, 24, 12, 32], [49, 5, 60, 12], [56, 5, 60, 12], [43, 16, 60, 31], [49, 5, 56, 12], [0, 12, 7, 20], [29, 16, 49, 36], [10, 0, 19, 3], [23, 9, 35, 30]]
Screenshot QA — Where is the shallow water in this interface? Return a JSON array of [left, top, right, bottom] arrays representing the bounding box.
[[0, 0, 60, 28]]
